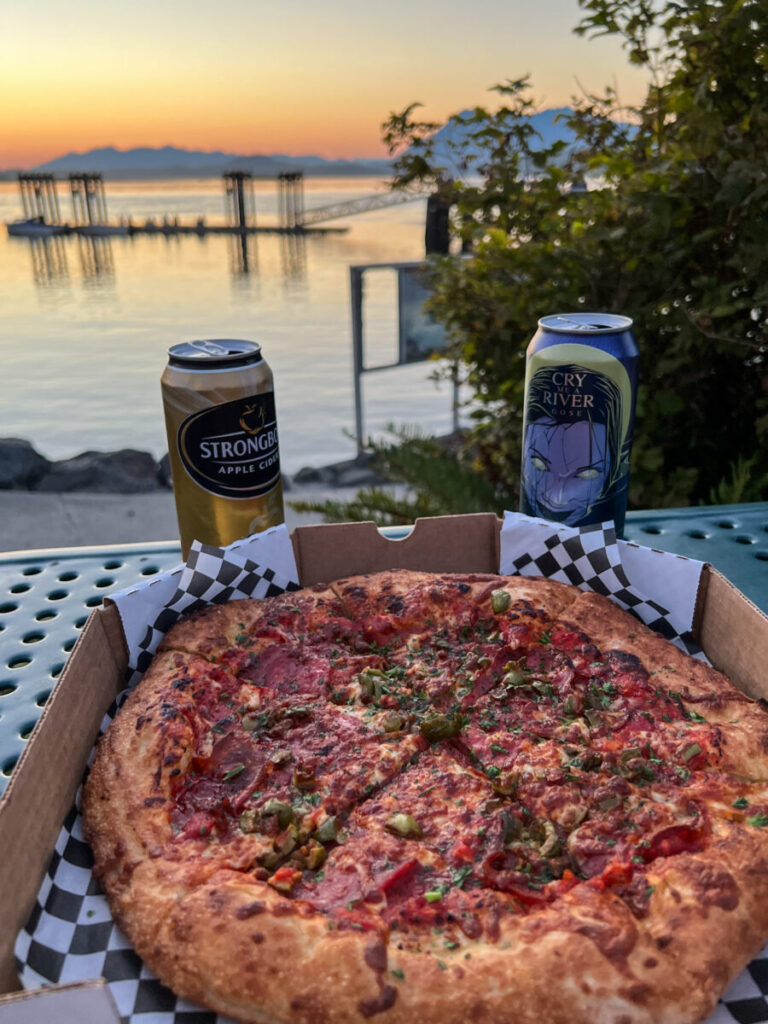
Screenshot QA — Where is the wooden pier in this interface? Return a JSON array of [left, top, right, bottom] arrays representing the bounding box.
[[5, 170, 425, 240], [6, 171, 349, 238]]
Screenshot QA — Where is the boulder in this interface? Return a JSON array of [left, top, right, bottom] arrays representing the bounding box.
[[292, 465, 333, 485], [34, 449, 162, 493], [0, 438, 51, 489], [291, 452, 383, 490], [158, 452, 173, 489]]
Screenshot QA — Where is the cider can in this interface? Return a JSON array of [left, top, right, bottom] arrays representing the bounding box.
[[161, 339, 284, 557], [520, 313, 639, 535]]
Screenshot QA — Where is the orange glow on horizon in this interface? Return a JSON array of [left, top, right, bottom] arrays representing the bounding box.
[[0, 0, 649, 170]]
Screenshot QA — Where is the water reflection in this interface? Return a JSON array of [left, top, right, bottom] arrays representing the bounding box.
[[21, 230, 312, 288], [77, 236, 114, 280], [28, 237, 69, 285], [228, 233, 258, 277], [280, 232, 307, 281]]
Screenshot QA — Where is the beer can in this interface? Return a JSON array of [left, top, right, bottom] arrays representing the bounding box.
[[161, 339, 284, 558], [520, 313, 639, 535]]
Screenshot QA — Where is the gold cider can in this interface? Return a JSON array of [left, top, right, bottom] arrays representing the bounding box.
[[161, 339, 284, 558]]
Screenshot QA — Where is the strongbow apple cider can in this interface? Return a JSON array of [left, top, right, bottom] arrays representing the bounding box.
[[161, 339, 284, 558], [520, 313, 639, 535]]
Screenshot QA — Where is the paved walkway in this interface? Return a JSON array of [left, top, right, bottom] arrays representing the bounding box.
[[0, 487, 363, 553]]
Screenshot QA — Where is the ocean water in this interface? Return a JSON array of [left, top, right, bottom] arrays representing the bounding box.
[[0, 177, 463, 474]]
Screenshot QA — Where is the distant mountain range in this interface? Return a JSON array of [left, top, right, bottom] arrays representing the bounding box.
[[0, 109, 586, 180], [23, 146, 394, 180], [427, 107, 583, 172]]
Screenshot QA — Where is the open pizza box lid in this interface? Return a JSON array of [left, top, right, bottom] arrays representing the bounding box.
[[2, 512, 768, 1016]]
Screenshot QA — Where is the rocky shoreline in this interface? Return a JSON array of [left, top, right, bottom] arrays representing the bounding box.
[[0, 438, 383, 494]]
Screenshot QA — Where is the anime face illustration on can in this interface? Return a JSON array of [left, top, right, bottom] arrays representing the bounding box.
[[522, 365, 626, 526]]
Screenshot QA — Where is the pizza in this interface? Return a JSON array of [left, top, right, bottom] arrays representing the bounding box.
[[82, 570, 768, 1024]]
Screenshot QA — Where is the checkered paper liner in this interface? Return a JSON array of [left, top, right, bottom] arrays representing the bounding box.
[[16, 529, 299, 1023], [16, 518, 768, 1023], [500, 512, 705, 658]]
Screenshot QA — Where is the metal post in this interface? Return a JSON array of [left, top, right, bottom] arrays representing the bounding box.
[[295, 173, 305, 228], [350, 266, 365, 455], [50, 177, 62, 225], [84, 179, 94, 224], [236, 176, 246, 230], [451, 361, 460, 433], [44, 176, 55, 224], [97, 177, 107, 224], [19, 177, 29, 219]]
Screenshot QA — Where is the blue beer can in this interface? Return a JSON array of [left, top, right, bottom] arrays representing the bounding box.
[[520, 312, 639, 535]]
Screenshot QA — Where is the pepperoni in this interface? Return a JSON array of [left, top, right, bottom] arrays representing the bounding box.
[[239, 645, 327, 697], [642, 825, 703, 861]]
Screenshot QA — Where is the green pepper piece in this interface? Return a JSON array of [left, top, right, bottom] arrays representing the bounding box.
[[537, 819, 561, 858], [563, 693, 580, 716], [306, 840, 327, 870], [501, 809, 522, 844], [420, 715, 461, 742], [314, 816, 339, 843], [274, 824, 299, 856], [621, 747, 644, 762], [262, 799, 294, 829], [682, 743, 702, 762], [385, 813, 422, 839], [490, 589, 511, 614], [598, 793, 622, 811], [239, 809, 259, 833], [359, 669, 384, 701], [492, 769, 519, 796]]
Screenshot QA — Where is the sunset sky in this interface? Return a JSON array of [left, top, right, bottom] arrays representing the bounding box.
[[1, 0, 649, 169]]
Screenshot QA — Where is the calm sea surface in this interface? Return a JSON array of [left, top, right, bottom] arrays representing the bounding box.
[[0, 177, 462, 474]]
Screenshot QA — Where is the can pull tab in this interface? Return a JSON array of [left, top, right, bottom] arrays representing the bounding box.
[[190, 340, 233, 357], [542, 313, 634, 333], [552, 316, 614, 331]]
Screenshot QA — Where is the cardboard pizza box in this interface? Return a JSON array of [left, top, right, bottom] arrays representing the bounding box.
[[1, 512, 767, 1000]]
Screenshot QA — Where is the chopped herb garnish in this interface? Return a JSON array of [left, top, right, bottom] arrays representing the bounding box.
[[222, 764, 246, 781], [451, 865, 473, 889], [733, 797, 749, 809], [391, 968, 405, 980], [748, 813, 768, 828]]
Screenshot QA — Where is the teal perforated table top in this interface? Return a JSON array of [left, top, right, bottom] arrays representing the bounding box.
[[2, 504, 768, 796]]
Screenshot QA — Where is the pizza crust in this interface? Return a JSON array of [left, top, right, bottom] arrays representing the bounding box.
[[83, 571, 768, 1023]]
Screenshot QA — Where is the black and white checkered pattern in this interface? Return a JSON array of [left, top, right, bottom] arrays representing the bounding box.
[[15, 786, 227, 1023], [131, 540, 299, 683], [505, 520, 703, 657], [15, 524, 764, 1022], [16, 538, 297, 1022]]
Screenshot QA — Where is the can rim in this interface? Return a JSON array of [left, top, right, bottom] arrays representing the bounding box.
[[538, 313, 634, 334], [168, 339, 263, 369]]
